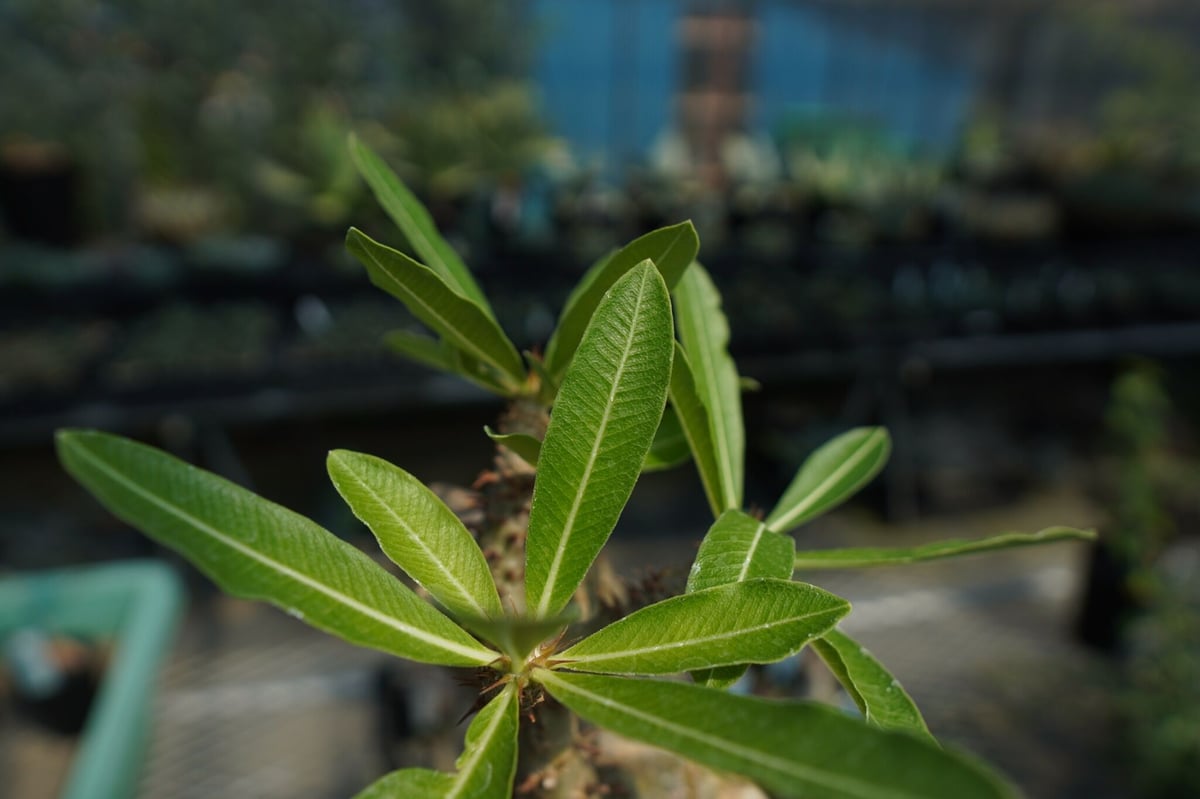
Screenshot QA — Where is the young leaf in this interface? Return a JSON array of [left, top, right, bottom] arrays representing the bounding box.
[[674, 261, 744, 512], [812, 629, 932, 740], [346, 227, 525, 390], [792, 527, 1097, 570], [483, 426, 542, 466], [556, 579, 848, 675], [354, 683, 519, 799], [327, 450, 503, 620], [543, 221, 698, 379], [57, 431, 497, 667], [524, 261, 674, 618], [687, 510, 797, 593], [669, 343, 725, 517], [536, 670, 1015, 799], [348, 134, 493, 316], [685, 509, 796, 689], [642, 405, 690, 472], [766, 427, 891, 533]]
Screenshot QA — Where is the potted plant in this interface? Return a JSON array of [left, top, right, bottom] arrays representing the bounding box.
[[56, 136, 1091, 798]]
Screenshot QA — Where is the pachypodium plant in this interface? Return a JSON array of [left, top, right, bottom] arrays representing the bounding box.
[[57, 136, 1093, 798]]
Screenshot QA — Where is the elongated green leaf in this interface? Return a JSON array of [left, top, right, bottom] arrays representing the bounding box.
[[767, 427, 891, 533], [793, 527, 1096, 570], [354, 683, 519, 799], [525, 262, 674, 618], [543, 221, 698, 379], [347, 227, 525, 389], [687, 510, 797, 593], [685, 509, 798, 688], [674, 262, 743, 512], [483, 426, 542, 466], [384, 330, 510, 395], [812, 629, 931, 740], [349, 134, 493, 315], [557, 579, 847, 675], [642, 405, 690, 472], [384, 329, 455, 371], [327, 450, 502, 620], [57, 431, 496, 667], [669, 343, 724, 518], [536, 671, 1014, 799]]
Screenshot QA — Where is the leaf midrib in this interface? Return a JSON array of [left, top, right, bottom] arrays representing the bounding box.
[[333, 454, 492, 618], [535, 270, 650, 618], [536, 670, 925, 799], [71, 441, 495, 664], [355, 237, 517, 385], [735, 521, 768, 582], [562, 604, 841, 667], [769, 428, 885, 531]]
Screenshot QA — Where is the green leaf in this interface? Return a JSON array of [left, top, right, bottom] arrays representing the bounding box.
[[354, 683, 519, 799], [685, 509, 797, 688], [347, 227, 525, 390], [349, 134, 493, 316], [327, 450, 503, 620], [384, 330, 510, 395], [524, 262, 674, 618], [536, 671, 1015, 799], [687, 510, 797, 593], [556, 579, 848, 675], [543, 221, 698, 380], [792, 527, 1097, 570], [642, 405, 690, 472], [384, 329, 455, 370], [674, 262, 744, 512], [483, 426, 542, 466], [812, 629, 932, 740], [354, 769, 452, 798], [766, 427, 891, 534], [57, 430, 497, 667], [669, 343, 725, 518]]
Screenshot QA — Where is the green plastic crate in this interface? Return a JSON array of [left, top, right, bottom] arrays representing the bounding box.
[[0, 560, 184, 799]]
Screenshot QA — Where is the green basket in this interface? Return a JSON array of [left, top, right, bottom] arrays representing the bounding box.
[[0, 560, 185, 799]]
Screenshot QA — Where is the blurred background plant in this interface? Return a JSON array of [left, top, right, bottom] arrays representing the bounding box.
[[0, 0, 555, 247], [1081, 363, 1200, 797]]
